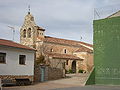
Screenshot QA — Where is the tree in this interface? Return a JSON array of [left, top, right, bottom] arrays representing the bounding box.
[[36, 55, 45, 65]]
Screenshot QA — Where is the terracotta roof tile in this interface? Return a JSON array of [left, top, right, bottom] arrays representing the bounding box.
[[0, 39, 35, 51], [46, 53, 82, 60], [76, 46, 93, 53], [44, 36, 93, 47]]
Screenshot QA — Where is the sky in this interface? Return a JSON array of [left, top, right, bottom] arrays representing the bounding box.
[[0, 0, 120, 44]]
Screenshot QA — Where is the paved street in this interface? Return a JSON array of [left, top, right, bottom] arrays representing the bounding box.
[[3, 83, 120, 90], [52, 85, 120, 90], [48, 73, 89, 86], [2, 74, 120, 90]]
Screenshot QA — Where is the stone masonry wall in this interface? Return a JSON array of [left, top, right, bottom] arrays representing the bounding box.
[[47, 67, 64, 80], [43, 42, 79, 55], [34, 65, 64, 82], [0, 75, 33, 83]]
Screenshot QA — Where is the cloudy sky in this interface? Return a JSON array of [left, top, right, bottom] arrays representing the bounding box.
[[0, 0, 120, 44]]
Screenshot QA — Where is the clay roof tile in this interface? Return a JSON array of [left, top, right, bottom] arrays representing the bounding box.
[[0, 39, 36, 51]]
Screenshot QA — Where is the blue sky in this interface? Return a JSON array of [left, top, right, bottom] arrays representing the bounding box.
[[0, 0, 120, 44]]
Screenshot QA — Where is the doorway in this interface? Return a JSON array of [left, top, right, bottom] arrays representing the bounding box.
[[40, 67, 45, 82], [72, 60, 76, 73]]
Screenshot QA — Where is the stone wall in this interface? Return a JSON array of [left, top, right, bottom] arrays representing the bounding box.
[[43, 42, 79, 55], [0, 75, 33, 83], [47, 67, 64, 80], [73, 52, 93, 72], [34, 65, 64, 82], [34, 65, 41, 82]]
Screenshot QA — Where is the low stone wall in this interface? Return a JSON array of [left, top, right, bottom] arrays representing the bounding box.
[[34, 65, 65, 82], [0, 75, 33, 83], [47, 67, 64, 80], [34, 65, 41, 82]]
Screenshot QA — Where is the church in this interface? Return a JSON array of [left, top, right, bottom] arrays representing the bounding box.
[[20, 11, 93, 73]]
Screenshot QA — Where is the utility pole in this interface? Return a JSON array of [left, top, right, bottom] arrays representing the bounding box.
[[8, 26, 15, 41]]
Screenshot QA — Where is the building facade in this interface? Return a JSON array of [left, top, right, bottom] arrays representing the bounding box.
[[0, 39, 35, 82], [20, 12, 93, 73], [92, 10, 120, 85]]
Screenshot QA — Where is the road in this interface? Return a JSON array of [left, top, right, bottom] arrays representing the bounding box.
[[2, 74, 120, 90]]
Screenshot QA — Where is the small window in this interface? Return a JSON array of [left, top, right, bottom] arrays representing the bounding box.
[[50, 49, 53, 52], [64, 49, 67, 54], [23, 29, 26, 38], [19, 55, 26, 65], [0, 52, 6, 63], [28, 28, 31, 38], [37, 31, 39, 37], [66, 60, 68, 65]]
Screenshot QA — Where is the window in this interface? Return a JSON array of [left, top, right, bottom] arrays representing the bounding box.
[[37, 31, 39, 37], [28, 28, 31, 38], [19, 55, 26, 65], [0, 52, 6, 63], [64, 49, 67, 54], [66, 60, 68, 65], [50, 48, 53, 52], [23, 29, 26, 38]]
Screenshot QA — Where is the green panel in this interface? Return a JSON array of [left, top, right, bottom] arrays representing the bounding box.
[[86, 68, 95, 85], [94, 16, 120, 85]]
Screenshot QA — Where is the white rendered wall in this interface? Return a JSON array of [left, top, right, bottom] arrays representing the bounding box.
[[0, 46, 34, 76]]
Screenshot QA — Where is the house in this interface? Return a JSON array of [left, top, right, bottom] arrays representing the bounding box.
[[20, 11, 93, 74], [0, 39, 35, 84]]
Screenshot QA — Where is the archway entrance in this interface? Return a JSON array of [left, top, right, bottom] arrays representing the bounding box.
[[72, 60, 76, 73]]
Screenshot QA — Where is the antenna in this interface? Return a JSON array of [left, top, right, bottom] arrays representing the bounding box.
[[94, 8, 100, 19], [8, 26, 15, 41]]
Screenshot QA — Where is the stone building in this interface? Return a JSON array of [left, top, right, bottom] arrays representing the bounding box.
[[20, 11, 93, 73]]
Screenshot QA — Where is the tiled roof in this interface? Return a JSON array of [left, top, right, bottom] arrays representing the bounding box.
[[0, 39, 35, 51], [107, 10, 120, 18], [75, 46, 93, 53], [46, 53, 82, 60], [44, 36, 93, 47]]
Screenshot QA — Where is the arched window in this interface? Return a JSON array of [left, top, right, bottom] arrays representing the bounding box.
[[37, 31, 39, 37], [23, 29, 26, 38], [66, 60, 68, 65], [50, 48, 53, 52], [28, 28, 31, 38], [64, 49, 67, 54]]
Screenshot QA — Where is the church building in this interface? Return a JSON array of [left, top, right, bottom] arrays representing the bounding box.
[[20, 11, 93, 73]]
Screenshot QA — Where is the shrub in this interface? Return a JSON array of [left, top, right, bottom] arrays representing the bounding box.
[[78, 70, 86, 73], [68, 69, 73, 73]]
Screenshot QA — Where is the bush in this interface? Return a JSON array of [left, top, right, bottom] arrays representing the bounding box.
[[78, 70, 86, 73], [68, 69, 73, 74]]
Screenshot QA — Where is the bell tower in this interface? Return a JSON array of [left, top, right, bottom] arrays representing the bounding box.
[[20, 8, 45, 48]]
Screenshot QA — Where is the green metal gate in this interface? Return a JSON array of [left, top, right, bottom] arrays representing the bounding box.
[[40, 67, 45, 82]]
